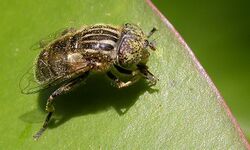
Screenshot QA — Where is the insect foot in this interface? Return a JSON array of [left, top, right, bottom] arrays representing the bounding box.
[[147, 76, 159, 86]]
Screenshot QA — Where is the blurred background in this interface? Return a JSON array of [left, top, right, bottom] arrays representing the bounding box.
[[152, 0, 250, 141]]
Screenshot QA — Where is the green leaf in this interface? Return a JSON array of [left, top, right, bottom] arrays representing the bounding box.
[[0, 0, 248, 149], [152, 0, 250, 142]]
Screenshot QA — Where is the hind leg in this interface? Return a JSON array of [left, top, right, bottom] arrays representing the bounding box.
[[33, 72, 89, 140]]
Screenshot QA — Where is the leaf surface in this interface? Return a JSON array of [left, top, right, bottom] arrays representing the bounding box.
[[0, 0, 248, 149]]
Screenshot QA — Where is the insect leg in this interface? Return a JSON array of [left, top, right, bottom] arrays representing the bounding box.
[[107, 71, 141, 88], [137, 64, 158, 86], [113, 64, 158, 87], [33, 72, 89, 140], [114, 64, 133, 75]]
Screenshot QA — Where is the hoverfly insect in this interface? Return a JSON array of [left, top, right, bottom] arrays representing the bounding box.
[[20, 23, 158, 140]]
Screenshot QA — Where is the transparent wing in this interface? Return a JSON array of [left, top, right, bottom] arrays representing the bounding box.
[[19, 64, 70, 94], [21, 26, 88, 94], [19, 65, 51, 94], [19, 63, 92, 94], [30, 27, 76, 51]]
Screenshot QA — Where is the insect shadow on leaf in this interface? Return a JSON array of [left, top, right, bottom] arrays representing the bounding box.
[[37, 74, 157, 128]]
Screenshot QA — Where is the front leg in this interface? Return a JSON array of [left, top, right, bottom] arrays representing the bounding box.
[[112, 64, 158, 87], [137, 64, 158, 86], [106, 71, 141, 88], [33, 72, 89, 140]]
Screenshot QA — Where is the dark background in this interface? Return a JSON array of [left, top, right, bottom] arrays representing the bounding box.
[[152, 0, 250, 140]]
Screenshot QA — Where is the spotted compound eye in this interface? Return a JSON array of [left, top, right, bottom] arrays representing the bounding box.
[[117, 24, 149, 67], [118, 35, 145, 67]]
